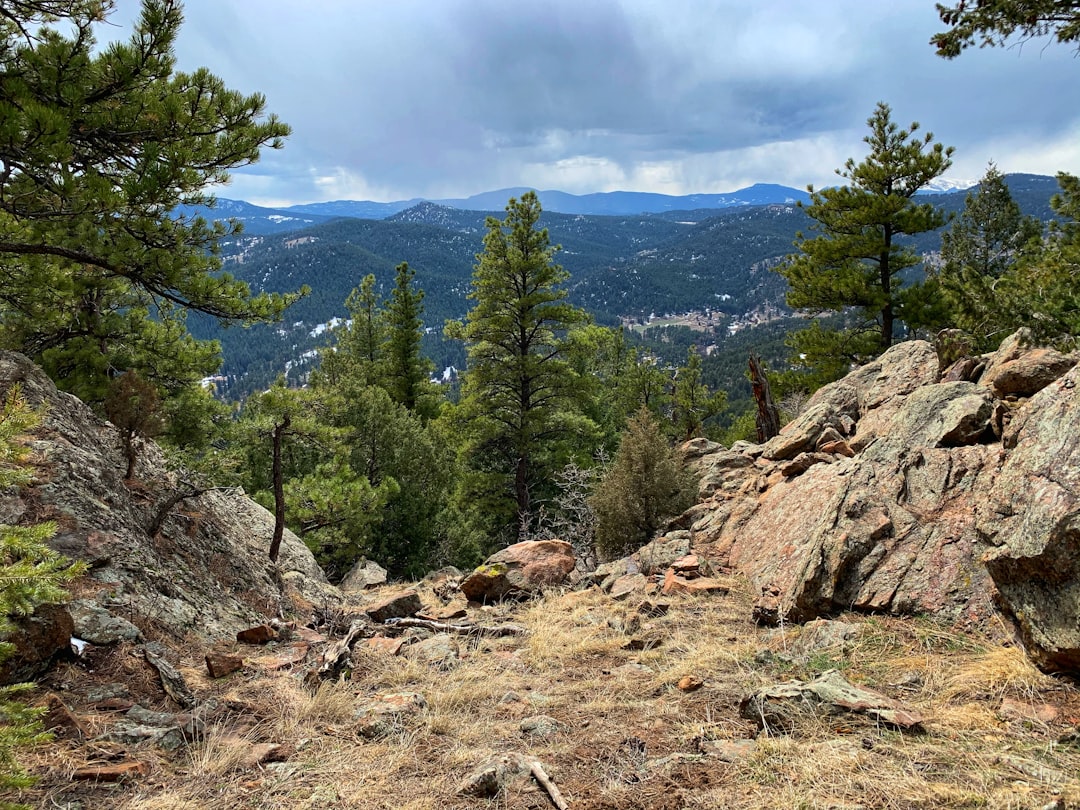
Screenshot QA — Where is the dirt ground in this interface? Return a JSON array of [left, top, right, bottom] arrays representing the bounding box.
[[9, 576, 1080, 810]]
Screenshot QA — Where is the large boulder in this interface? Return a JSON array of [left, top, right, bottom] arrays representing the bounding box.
[[340, 559, 388, 593], [983, 347, 1076, 398], [979, 365, 1080, 672], [696, 375, 1000, 625], [0, 352, 339, 645], [461, 540, 575, 603]]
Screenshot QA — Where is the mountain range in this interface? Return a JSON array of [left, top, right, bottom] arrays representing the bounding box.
[[180, 183, 819, 235], [187, 174, 1062, 400]]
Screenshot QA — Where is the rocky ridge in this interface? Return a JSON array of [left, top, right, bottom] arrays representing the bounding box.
[[629, 330, 1080, 673], [0, 351, 336, 681]]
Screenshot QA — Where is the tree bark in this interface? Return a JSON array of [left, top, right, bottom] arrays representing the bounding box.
[[268, 414, 291, 563], [749, 352, 781, 442]]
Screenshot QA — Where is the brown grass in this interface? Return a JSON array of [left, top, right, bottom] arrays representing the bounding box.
[[12, 577, 1080, 810]]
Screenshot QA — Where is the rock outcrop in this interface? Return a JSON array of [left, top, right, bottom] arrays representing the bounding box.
[[978, 365, 1080, 673], [0, 352, 337, 656], [660, 334, 1080, 673]]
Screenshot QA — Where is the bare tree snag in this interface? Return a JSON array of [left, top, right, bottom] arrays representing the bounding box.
[[749, 352, 781, 442]]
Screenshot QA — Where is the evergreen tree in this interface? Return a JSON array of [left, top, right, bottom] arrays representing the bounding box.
[[933, 1, 1080, 57], [319, 275, 384, 389], [0, 387, 81, 798], [103, 372, 165, 480], [451, 192, 592, 543], [934, 165, 1042, 348], [383, 262, 436, 416], [0, 0, 300, 402], [591, 407, 696, 560], [672, 347, 726, 441], [235, 381, 323, 563], [779, 102, 954, 379], [1006, 172, 1080, 346]]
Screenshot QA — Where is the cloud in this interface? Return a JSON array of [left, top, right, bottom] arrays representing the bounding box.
[[109, 0, 1080, 204]]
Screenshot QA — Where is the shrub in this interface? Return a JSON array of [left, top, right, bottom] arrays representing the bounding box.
[[591, 408, 696, 561]]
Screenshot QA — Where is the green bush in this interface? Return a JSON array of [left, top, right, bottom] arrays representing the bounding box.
[[591, 408, 697, 561]]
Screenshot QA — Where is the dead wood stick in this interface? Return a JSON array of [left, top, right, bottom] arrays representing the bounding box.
[[318, 618, 369, 676], [528, 757, 570, 810], [383, 617, 527, 637]]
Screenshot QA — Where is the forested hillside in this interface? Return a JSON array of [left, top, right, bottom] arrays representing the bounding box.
[[193, 175, 1063, 399]]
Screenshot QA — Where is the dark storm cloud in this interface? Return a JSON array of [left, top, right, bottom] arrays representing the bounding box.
[[108, 0, 1080, 204]]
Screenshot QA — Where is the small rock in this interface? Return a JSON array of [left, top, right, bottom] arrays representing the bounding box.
[[339, 559, 388, 592], [791, 619, 860, 658], [637, 532, 692, 575], [661, 569, 731, 596], [364, 589, 423, 623], [699, 738, 757, 762], [591, 559, 630, 587], [364, 635, 405, 655], [205, 651, 243, 679], [818, 439, 855, 457], [779, 452, 833, 477], [250, 641, 310, 671], [82, 683, 130, 704], [68, 600, 143, 645], [126, 705, 179, 727], [677, 675, 704, 692], [142, 643, 195, 709], [740, 670, 924, 734], [671, 554, 700, 573], [519, 715, 561, 738], [461, 540, 576, 603], [236, 624, 278, 645], [609, 573, 648, 601], [999, 697, 1060, 725], [402, 634, 459, 669], [456, 753, 533, 799]]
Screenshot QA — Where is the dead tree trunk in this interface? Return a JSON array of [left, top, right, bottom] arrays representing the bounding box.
[[749, 352, 781, 443]]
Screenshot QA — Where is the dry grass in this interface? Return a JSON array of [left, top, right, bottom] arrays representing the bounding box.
[[12, 577, 1080, 810]]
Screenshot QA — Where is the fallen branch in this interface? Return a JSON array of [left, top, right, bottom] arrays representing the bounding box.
[[383, 617, 527, 637], [528, 757, 570, 810], [317, 618, 370, 677]]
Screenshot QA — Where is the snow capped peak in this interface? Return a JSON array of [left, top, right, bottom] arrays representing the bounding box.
[[919, 177, 978, 194]]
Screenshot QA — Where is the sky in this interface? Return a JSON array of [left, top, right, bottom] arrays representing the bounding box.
[[108, 0, 1080, 207]]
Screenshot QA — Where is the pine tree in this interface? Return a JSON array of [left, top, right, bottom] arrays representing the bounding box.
[[933, 1, 1080, 57], [103, 372, 165, 480], [383, 262, 435, 416], [452, 192, 591, 543], [779, 102, 954, 379], [0, 387, 81, 798], [672, 347, 726, 441], [1006, 172, 1080, 346], [935, 165, 1042, 349], [319, 275, 385, 389], [0, 0, 300, 402]]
